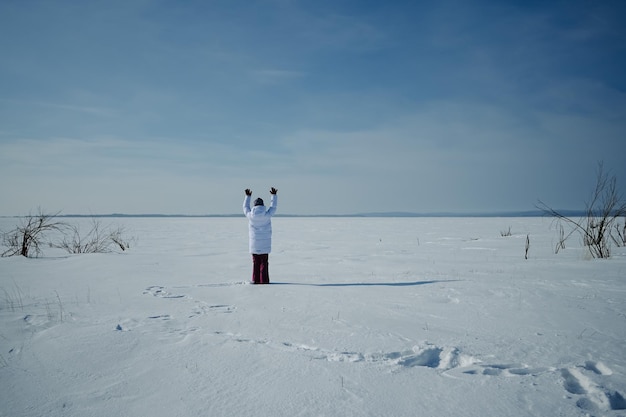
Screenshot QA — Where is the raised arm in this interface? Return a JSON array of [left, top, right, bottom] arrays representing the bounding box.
[[267, 187, 278, 215], [243, 189, 252, 215]]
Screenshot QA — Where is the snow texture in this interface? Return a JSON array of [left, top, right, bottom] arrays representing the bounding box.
[[1, 217, 625, 417]]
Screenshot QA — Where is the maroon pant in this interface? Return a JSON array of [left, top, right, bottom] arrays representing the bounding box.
[[252, 254, 270, 284]]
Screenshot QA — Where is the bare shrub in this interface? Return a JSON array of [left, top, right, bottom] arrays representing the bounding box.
[[537, 162, 626, 259], [2, 211, 134, 257], [500, 226, 512, 237], [109, 226, 133, 251], [611, 219, 626, 247], [1, 209, 68, 257], [525, 234, 530, 260], [554, 223, 575, 254], [55, 218, 132, 254]]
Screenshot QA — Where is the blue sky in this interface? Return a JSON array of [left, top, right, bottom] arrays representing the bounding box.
[[1, 0, 625, 215]]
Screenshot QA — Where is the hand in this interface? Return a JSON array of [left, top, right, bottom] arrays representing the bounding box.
[[270, 187, 278, 195], [245, 189, 252, 196]]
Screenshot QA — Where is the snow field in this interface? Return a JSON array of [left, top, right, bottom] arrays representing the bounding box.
[[1, 217, 625, 416]]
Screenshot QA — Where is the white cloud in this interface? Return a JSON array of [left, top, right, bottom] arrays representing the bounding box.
[[0, 98, 115, 117]]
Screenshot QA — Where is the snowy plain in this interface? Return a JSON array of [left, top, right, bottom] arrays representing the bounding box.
[[1, 216, 625, 417]]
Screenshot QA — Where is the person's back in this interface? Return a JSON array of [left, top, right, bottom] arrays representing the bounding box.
[[245, 198, 276, 254], [243, 188, 278, 284]]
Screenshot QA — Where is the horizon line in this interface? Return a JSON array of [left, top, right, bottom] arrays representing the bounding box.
[[0, 209, 588, 218]]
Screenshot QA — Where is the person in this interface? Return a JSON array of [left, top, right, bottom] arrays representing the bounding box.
[[243, 187, 278, 284]]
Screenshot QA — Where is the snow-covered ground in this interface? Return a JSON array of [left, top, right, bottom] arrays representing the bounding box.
[[1, 216, 625, 417]]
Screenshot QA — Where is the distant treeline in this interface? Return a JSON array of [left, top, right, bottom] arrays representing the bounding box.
[[2, 210, 588, 218]]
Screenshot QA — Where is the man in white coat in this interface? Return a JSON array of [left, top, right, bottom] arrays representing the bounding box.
[[243, 187, 278, 284]]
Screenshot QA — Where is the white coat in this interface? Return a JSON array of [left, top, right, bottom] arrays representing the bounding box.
[[243, 194, 277, 254]]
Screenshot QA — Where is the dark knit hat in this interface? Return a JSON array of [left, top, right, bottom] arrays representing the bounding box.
[[254, 198, 264, 206]]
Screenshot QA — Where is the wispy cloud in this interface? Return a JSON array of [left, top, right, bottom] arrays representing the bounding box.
[[0, 0, 624, 215], [0, 99, 115, 117]]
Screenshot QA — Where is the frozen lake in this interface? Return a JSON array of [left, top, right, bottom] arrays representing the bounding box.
[[1, 216, 625, 416]]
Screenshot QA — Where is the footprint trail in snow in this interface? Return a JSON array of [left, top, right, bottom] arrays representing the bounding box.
[[144, 283, 626, 414]]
